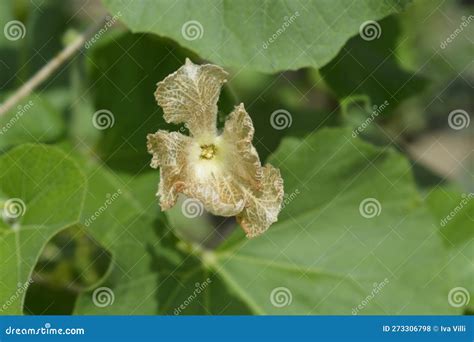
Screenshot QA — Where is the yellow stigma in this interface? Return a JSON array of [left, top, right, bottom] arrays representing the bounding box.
[[200, 144, 217, 160]]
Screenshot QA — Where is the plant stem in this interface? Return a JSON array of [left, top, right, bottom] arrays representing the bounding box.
[[0, 18, 106, 117]]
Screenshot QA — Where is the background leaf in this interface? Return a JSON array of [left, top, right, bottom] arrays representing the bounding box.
[[0, 145, 86, 314], [102, 0, 411, 73], [426, 187, 473, 309], [0, 94, 65, 151], [72, 166, 169, 314], [138, 128, 458, 315]]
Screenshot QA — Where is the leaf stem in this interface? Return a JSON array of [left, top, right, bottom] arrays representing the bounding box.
[[0, 18, 107, 117]]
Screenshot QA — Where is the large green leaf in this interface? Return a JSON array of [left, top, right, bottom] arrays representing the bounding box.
[[152, 128, 457, 314], [1, 134, 457, 315], [0, 144, 170, 315], [0, 145, 86, 314], [0, 94, 65, 151], [426, 188, 473, 309], [102, 0, 411, 73], [72, 167, 170, 314], [154, 255, 253, 315]]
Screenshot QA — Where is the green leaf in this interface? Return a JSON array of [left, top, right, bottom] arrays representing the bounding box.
[[72, 167, 169, 314], [426, 187, 473, 308], [0, 144, 169, 315], [155, 256, 253, 315], [154, 128, 456, 314], [0, 94, 65, 151], [0, 144, 86, 314], [102, 0, 411, 73], [320, 16, 427, 112]]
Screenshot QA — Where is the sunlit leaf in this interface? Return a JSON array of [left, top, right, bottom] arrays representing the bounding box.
[[102, 0, 411, 73]]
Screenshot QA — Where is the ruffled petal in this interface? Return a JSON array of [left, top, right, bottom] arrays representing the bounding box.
[[147, 130, 191, 209], [182, 176, 245, 217], [222, 104, 263, 188], [155, 58, 228, 138], [237, 164, 284, 238]]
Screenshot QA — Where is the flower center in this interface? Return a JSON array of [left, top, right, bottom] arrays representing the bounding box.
[[200, 144, 217, 160]]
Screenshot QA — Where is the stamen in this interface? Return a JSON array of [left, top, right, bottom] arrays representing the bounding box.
[[200, 144, 217, 160]]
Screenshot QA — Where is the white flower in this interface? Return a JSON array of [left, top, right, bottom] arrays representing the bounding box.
[[147, 59, 284, 238]]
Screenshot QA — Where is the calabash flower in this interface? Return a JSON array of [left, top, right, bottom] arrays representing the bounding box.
[[147, 59, 284, 238]]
